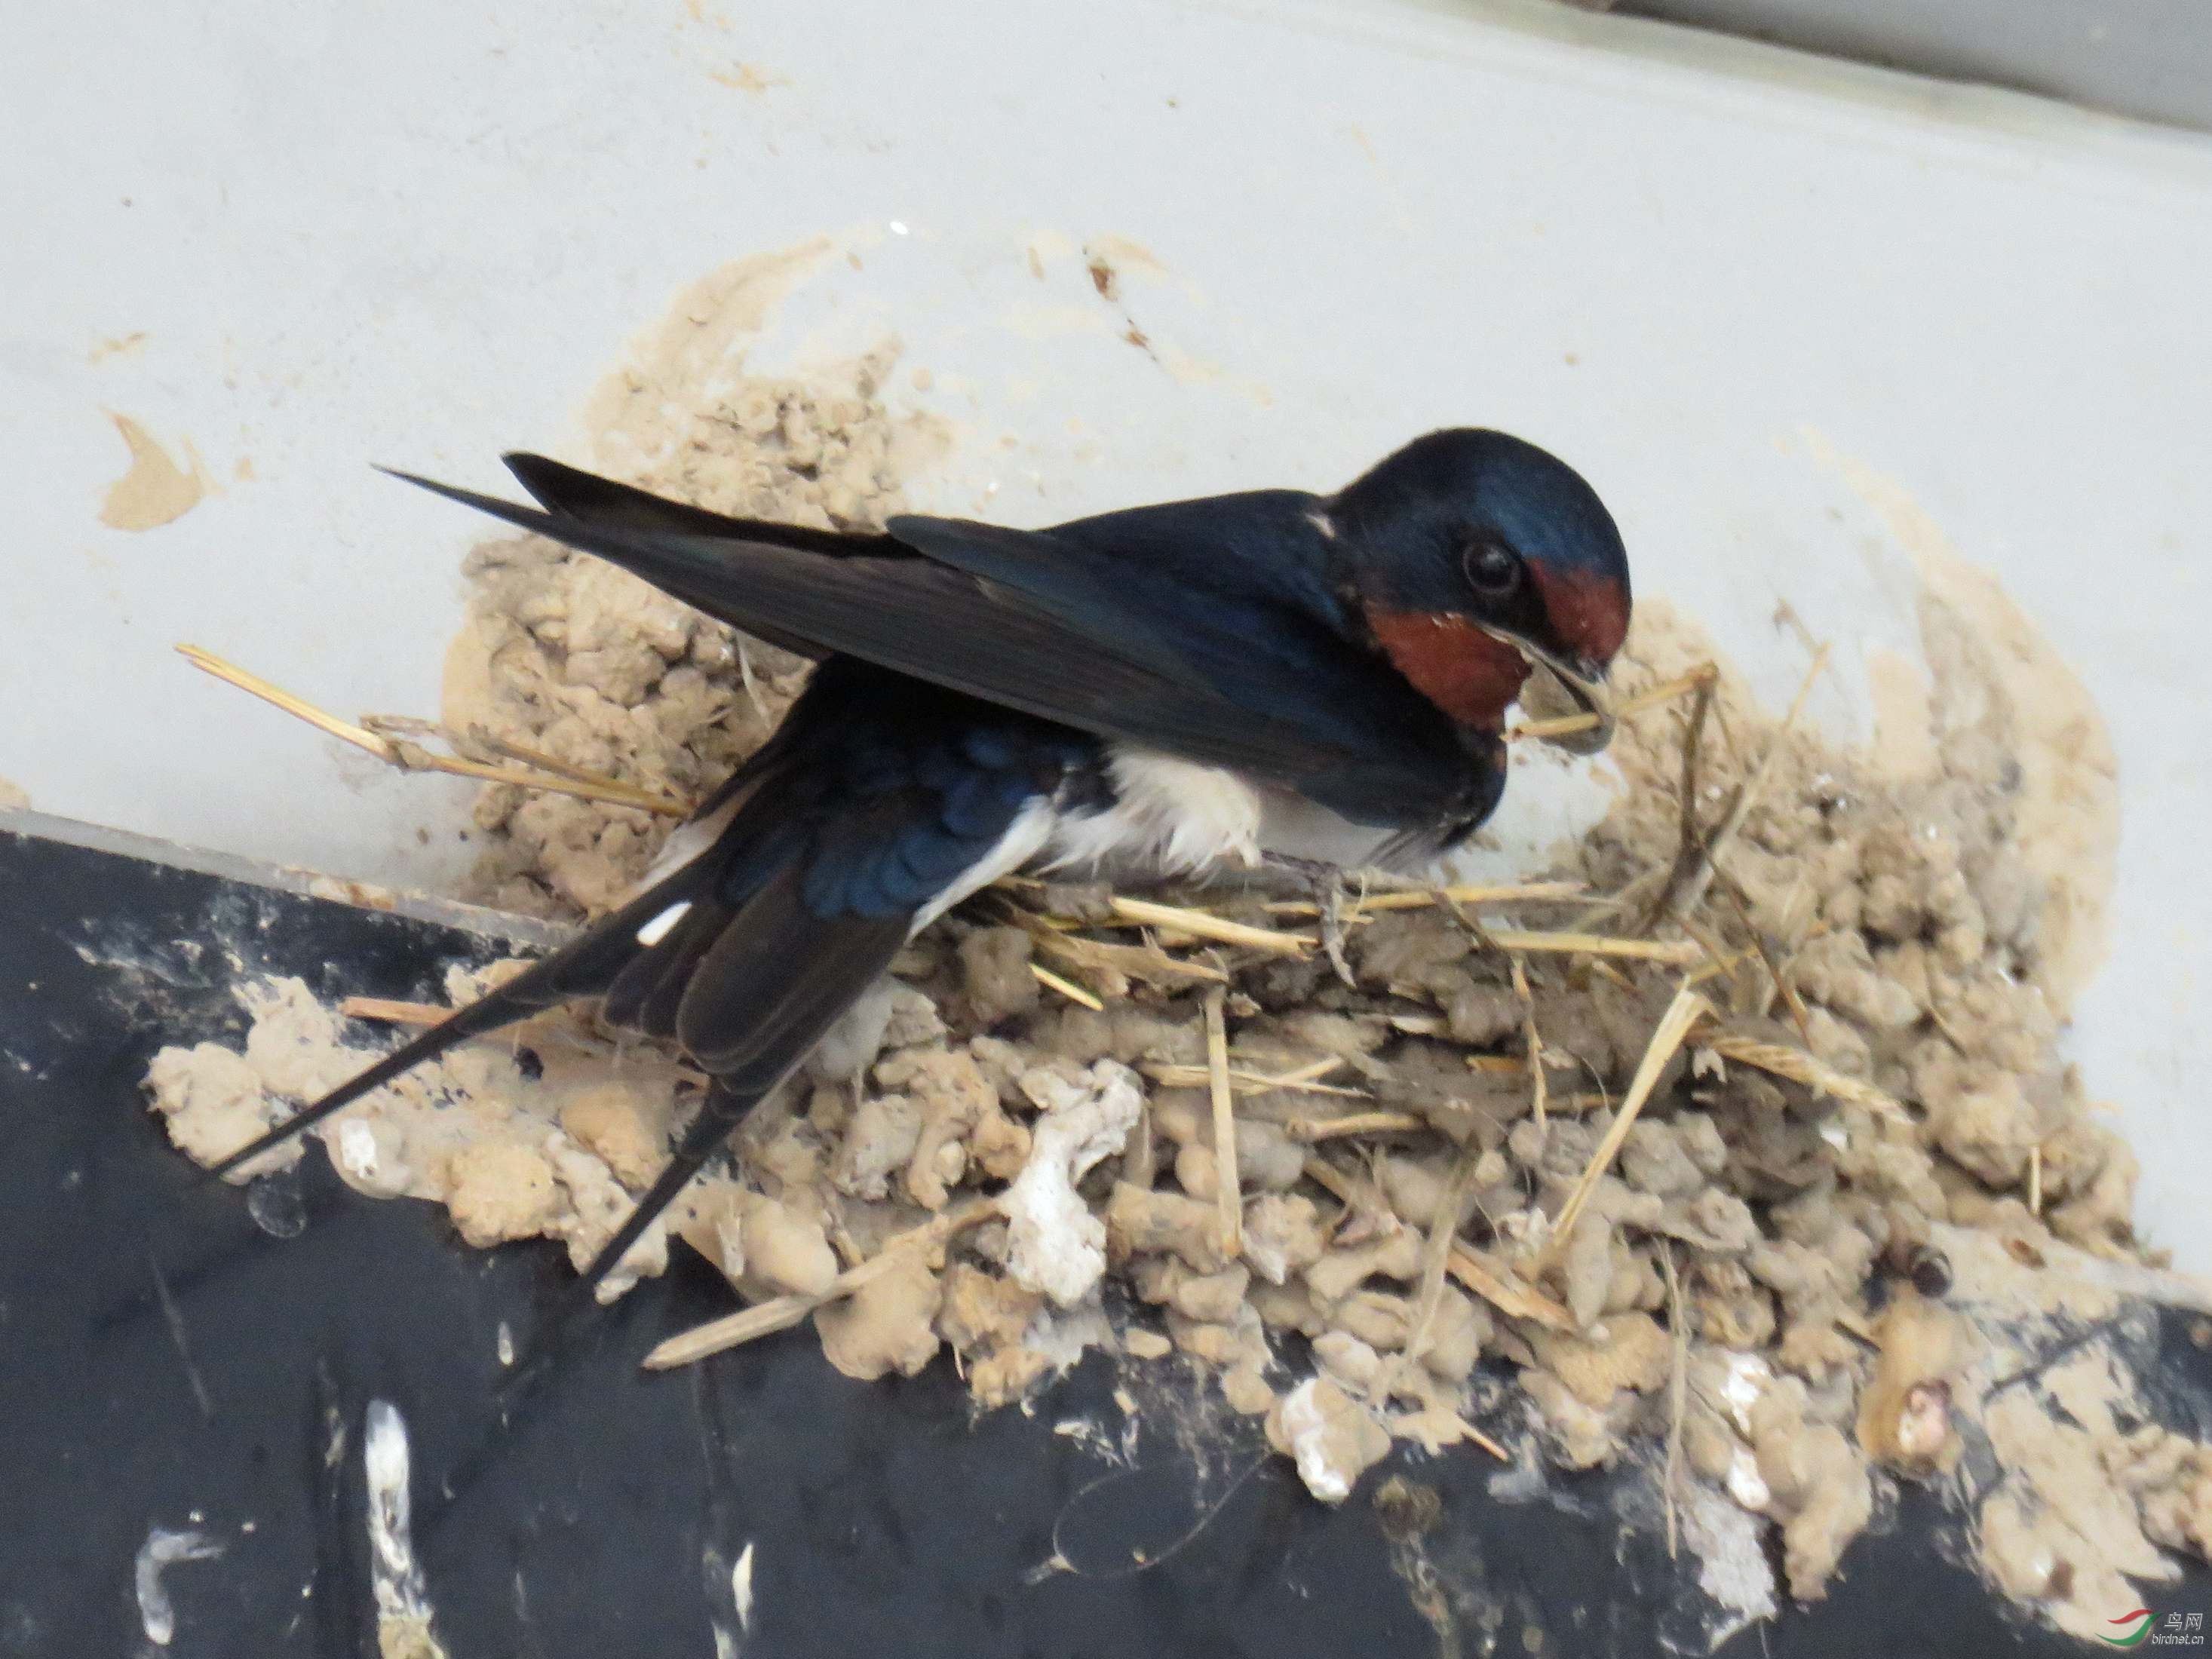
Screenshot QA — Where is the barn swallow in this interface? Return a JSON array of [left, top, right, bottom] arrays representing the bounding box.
[[205, 429, 1631, 1308]]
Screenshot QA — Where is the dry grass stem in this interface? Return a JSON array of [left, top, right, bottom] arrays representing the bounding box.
[[179, 644, 689, 817], [1143, 1059, 1365, 1099], [1509, 664, 1717, 741], [1124, 1099, 1157, 1189], [1658, 643, 1830, 923], [1035, 928, 1226, 986], [1264, 881, 1585, 918], [1106, 896, 1312, 958], [1297, 1158, 1575, 1329], [644, 1198, 1000, 1369], [1542, 986, 1711, 1264], [1663, 1243, 1688, 1560], [1029, 962, 1105, 1010], [1203, 988, 1242, 1259], [1447, 1241, 1576, 1331], [1390, 1142, 1486, 1395], [1713, 867, 1815, 1043], [1706, 1035, 1908, 1120], [1482, 929, 1701, 964], [1447, 1415, 1511, 1460], [1300, 1154, 1360, 1207], [338, 996, 447, 1027], [1510, 955, 1547, 1124], [1282, 1111, 1429, 1143]]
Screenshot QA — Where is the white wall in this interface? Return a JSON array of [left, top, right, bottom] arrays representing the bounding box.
[[5, 0, 2209, 1256]]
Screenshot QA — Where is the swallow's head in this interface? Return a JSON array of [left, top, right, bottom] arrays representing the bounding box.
[[1329, 428, 1631, 753]]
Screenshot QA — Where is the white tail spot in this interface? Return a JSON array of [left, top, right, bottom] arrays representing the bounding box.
[[733, 1542, 756, 1631], [636, 900, 694, 947]]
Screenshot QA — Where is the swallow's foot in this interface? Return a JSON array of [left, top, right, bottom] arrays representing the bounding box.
[[1263, 854, 1358, 989]]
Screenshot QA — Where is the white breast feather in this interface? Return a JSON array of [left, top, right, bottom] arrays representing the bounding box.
[[1045, 748, 1264, 877], [624, 747, 1264, 940]]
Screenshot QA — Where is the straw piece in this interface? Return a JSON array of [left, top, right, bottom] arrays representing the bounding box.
[[1658, 644, 1829, 923], [179, 644, 382, 745], [1272, 1056, 1354, 1087], [1662, 1244, 1687, 1560], [1299, 1158, 1574, 1329], [1509, 664, 1717, 741], [1299, 1155, 1402, 1247], [1301, 1155, 1361, 1207], [1023, 921, 1229, 986], [384, 714, 689, 798], [473, 729, 640, 787], [178, 644, 689, 816], [1107, 896, 1312, 958], [1683, 945, 1759, 988], [643, 1198, 999, 1370], [1281, 1111, 1428, 1143], [1511, 955, 1546, 1126], [1124, 1098, 1157, 1190], [1203, 988, 1242, 1259], [1706, 1035, 1908, 1120], [1443, 1415, 1511, 1461], [1142, 1059, 1366, 1099], [1390, 1142, 1485, 1394], [1029, 962, 1105, 1010], [1263, 881, 1585, 918], [1713, 868, 1813, 1044], [1542, 986, 1711, 1265], [1480, 928, 1701, 964], [338, 996, 446, 1027], [1446, 1242, 1577, 1332]]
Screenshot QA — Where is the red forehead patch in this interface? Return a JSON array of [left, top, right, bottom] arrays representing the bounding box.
[[1366, 606, 1530, 731], [1528, 566, 1630, 667]]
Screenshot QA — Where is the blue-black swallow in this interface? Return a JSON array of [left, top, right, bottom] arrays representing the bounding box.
[[204, 428, 1631, 1307]]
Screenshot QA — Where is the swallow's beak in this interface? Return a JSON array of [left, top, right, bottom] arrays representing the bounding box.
[[1484, 630, 1615, 755]]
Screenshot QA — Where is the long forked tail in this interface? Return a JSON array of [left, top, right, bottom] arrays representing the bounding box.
[[492, 1084, 763, 1402], [201, 869, 710, 1183], [506, 875, 914, 1385], [204, 991, 529, 1181], [563, 852, 917, 1304], [565, 1081, 756, 1307]]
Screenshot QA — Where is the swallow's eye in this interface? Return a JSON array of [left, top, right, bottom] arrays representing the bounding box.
[[1462, 540, 1521, 597]]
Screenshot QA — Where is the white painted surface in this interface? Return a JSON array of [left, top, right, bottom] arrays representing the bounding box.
[[4, 1, 2209, 1256]]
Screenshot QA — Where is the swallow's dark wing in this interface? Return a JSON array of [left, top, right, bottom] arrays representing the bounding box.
[[502, 452, 890, 560], [502, 453, 887, 661], [210, 662, 1082, 1300], [391, 458, 1471, 828], [888, 490, 1476, 813]]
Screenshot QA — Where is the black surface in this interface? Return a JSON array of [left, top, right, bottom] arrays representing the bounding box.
[[0, 821, 2196, 1656]]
